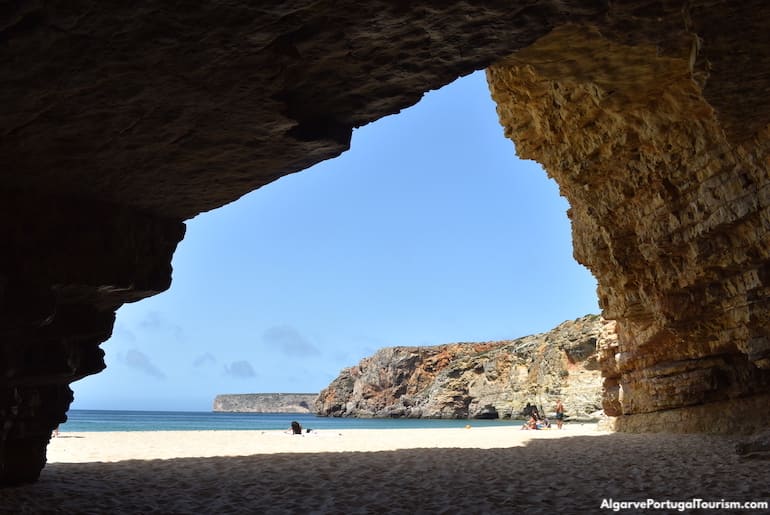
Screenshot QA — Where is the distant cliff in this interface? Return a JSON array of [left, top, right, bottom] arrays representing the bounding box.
[[315, 315, 616, 420], [213, 393, 318, 413]]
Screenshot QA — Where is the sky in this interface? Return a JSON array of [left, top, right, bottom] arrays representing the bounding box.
[[70, 70, 600, 412]]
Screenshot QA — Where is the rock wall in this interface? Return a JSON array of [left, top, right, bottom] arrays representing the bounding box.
[[487, 14, 770, 433], [3, 1, 589, 484], [213, 393, 317, 413], [316, 316, 615, 420], [2, 0, 770, 485], [0, 192, 184, 484]]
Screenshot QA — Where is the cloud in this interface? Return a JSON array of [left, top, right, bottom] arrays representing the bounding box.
[[262, 325, 321, 357], [193, 353, 217, 368], [122, 349, 166, 379], [224, 360, 256, 378], [138, 311, 184, 342]]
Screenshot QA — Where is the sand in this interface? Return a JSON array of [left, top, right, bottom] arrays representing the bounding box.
[[2, 423, 768, 514]]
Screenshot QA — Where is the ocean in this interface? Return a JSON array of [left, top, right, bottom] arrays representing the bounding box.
[[61, 410, 523, 432]]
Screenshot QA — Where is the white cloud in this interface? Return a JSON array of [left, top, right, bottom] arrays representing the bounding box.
[[262, 325, 320, 356]]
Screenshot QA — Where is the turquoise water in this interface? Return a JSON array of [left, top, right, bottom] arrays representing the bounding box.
[[61, 410, 523, 432]]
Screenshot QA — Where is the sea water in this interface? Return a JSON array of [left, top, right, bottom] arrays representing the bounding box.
[[61, 410, 523, 432]]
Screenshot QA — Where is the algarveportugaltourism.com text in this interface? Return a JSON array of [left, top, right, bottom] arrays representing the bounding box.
[[600, 498, 769, 512]]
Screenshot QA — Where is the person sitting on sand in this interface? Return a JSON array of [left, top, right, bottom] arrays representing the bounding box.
[[290, 421, 302, 435], [520, 415, 539, 430]]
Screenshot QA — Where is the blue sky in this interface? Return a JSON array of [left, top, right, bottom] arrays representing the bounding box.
[[70, 70, 599, 411]]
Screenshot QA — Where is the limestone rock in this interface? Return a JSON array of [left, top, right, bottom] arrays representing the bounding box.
[[1, 1, 595, 485], [3, 0, 770, 486], [212, 393, 317, 413], [316, 315, 615, 420], [487, 15, 770, 434]]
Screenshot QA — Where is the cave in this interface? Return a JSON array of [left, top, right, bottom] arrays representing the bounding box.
[[2, 1, 770, 485]]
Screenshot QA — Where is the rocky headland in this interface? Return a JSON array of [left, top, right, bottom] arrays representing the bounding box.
[[212, 393, 317, 413], [315, 315, 616, 420]]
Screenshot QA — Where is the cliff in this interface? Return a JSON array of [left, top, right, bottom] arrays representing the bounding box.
[[3, 0, 770, 485], [316, 315, 615, 420], [487, 16, 770, 434], [212, 393, 317, 414]]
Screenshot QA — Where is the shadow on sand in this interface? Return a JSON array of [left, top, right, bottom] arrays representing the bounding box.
[[2, 432, 765, 514]]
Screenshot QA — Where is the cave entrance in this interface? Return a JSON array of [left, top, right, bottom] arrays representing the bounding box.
[[69, 70, 598, 412]]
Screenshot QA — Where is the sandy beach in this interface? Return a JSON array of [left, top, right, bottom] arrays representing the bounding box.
[[2, 424, 768, 514]]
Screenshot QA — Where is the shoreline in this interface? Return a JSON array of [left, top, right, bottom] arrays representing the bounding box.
[[47, 424, 602, 463], [5, 424, 767, 514]]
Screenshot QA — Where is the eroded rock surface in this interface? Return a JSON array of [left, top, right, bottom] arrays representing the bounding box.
[[487, 10, 770, 433], [2, 1, 611, 219], [0, 192, 184, 484], [2, 1, 605, 484], [2, 0, 770, 485], [316, 315, 614, 420]]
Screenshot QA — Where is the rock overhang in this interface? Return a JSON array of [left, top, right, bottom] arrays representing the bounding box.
[[2, 0, 770, 485]]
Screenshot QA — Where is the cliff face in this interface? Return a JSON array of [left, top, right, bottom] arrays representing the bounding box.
[[316, 316, 615, 420], [213, 394, 317, 414], [2, 1, 584, 484], [487, 14, 770, 434], [3, 0, 770, 485]]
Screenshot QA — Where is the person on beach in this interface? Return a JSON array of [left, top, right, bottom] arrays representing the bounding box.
[[521, 415, 539, 430], [290, 421, 302, 435], [522, 402, 540, 419], [555, 399, 565, 429]]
